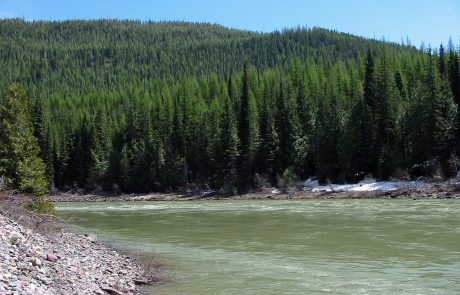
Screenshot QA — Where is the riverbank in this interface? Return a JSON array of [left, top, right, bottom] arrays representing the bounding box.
[[0, 193, 160, 295], [49, 181, 460, 202]]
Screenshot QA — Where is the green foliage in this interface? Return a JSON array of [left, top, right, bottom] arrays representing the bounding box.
[[342, 99, 373, 181], [0, 84, 48, 197], [30, 200, 56, 215], [0, 20, 458, 193], [236, 65, 252, 192], [278, 167, 298, 194]]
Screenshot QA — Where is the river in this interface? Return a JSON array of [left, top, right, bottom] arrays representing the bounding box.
[[55, 200, 460, 294]]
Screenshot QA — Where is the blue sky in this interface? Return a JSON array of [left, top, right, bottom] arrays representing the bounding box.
[[1, 0, 459, 47]]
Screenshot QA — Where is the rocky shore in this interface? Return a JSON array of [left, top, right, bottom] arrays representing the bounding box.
[[0, 194, 158, 295]]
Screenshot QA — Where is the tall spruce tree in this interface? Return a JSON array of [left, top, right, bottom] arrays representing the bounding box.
[[314, 98, 341, 184], [216, 95, 239, 192], [236, 64, 252, 192], [447, 42, 460, 105], [342, 98, 374, 181], [438, 44, 447, 78], [362, 49, 377, 175], [363, 49, 377, 109], [256, 85, 280, 185], [447, 46, 460, 154], [32, 95, 54, 186], [0, 84, 48, 197], [374, 53, 396, 179], [275, 81, 292, 173]]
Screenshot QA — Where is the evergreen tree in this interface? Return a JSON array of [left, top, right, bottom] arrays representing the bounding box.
[[447, 42, 460, 105], [32, 95, 55, 186], [314, 98, 341, 184], [447, 46, 460, 154], [362, 49, 377, 174], [438, 44, 447, 78], [87, 107, 111, 188], [256, 85, 280, 185], [406, 49, 457, 176], [236, 64, 252, 192], [373, 53, 396, 179], [70, 117, 92, 187], [274, 79, 301, 178], [0, 20, 457, 192], [363, 49, 377, 109], [275, 81, 291, 172], [342, 98, 373, 181], [423, 50, 456, 166], [0, 84, 48, 197], [215, 95, 239, 192]]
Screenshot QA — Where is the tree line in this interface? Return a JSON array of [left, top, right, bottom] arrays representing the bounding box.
[[0, 20, 459, 194], [31, 47, 460, 193]]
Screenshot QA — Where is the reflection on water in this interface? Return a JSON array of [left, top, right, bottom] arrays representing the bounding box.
[[56, 200, 460, 295]]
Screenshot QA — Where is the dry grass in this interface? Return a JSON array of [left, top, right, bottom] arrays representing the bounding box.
[[135, 255, 168, 285], [0, 191, 61, 239]]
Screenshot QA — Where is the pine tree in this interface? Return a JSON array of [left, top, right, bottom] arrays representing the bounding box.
[[0, 84, 48, 197], [292, 80, 314, 179], [447, 46, 460, 154], [374, 53, 396, 179], [423, 49, 456, 165], [256, 85, 280, 185], [88, 107, 111, 188], [438, 44, 447, 78], [216, 95, 239, 192], [314, 98, 341, 184], [362, 49, 377, 174], [70, 117, 92, 188], [447, 42, 460, 105], [236, 64, 251, 192], [363, 49, 376, 109], [32, 95, 55, 187], [406, 49, 457, 176], [275, 80, 297, 174], [394, 71, 405, 97], [342, 99, 373, 181]]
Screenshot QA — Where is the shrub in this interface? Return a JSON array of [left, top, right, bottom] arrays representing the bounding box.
[[278, 167, 298, 194], [30, 199, 55, 216]]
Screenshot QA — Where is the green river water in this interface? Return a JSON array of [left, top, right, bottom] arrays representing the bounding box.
[[55, 200, 460, 294]]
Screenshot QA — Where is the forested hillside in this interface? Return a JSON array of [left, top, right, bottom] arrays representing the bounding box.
[[0, 19, 408, 97], [0, 19, 459, 193]]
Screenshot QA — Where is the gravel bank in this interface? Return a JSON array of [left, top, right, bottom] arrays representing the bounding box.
[[0, 194, 158, 295], [49, 181, 460, 202]]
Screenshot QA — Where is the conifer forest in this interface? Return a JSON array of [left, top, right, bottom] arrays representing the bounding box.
[[1, 19, 460, 194]]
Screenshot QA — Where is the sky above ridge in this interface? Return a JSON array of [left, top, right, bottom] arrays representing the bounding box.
[[0, 0, 459, 47]]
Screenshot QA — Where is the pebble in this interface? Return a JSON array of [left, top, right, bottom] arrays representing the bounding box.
[[31, 257, 42, 267], [0, 211, 148, 295], [46, 253, 59, 262]]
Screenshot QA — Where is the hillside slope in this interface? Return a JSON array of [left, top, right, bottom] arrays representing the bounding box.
[[0, 19, 415, 97], [0, 20, 458, 194]]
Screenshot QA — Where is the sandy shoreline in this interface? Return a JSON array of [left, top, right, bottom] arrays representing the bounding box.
[[0, 193, 160, 295]]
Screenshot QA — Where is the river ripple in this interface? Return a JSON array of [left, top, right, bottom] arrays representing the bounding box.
[[56, 200, 460, 295]]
